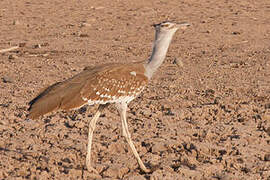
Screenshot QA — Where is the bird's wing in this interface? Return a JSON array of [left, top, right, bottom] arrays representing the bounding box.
[[80, 63, 148, 104], [28, 63, 148, 119], [27, 80, 83, 119], [27, 64, 111, 119]]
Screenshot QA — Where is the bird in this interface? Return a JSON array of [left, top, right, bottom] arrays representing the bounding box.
[[27, 21, 190, 173]]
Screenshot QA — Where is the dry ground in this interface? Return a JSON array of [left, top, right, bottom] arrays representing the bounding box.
[[0, 0, 270, 179]]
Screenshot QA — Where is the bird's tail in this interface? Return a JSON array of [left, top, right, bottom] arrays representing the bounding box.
[[27, 80, 86, 119], [27, 82, 63, 119]]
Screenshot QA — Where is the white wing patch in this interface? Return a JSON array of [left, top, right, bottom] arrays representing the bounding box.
[[130, 71, 136, 76], [81, 87, 145, 106], [85, 95, 135, 105], [117, 90, 126, 94], [82, 97, 88, 101]]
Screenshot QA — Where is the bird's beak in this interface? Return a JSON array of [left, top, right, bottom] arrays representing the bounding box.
[[176, 22, 190, 30]]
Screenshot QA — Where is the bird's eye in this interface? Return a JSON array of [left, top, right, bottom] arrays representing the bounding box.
[[161, 24, 169, 27]]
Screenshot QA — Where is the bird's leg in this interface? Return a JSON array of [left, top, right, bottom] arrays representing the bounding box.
[[86, 104, 107, 173], [116, 102, 151, 173]]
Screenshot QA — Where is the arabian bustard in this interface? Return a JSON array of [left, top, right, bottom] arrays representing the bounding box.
[[28, 21, 190, 173]]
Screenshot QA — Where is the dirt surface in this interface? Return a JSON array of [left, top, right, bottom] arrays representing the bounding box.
[[1, 0, 270, 179]]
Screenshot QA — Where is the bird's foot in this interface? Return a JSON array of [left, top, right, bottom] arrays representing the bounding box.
[[139, 163, 152, 173], [86, 162, 99, 174], [139, 162, 161, 173], [142, 167, 151, 173], [87, 165, 99, 174]]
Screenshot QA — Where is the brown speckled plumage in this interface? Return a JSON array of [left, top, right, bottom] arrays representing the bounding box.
[[28, 62, 148, 119]]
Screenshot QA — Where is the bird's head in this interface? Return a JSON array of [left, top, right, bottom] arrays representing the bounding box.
[[153, 21, 190, 34]]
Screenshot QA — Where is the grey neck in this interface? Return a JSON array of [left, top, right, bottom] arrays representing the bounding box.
[[144, 29, 176, 79]]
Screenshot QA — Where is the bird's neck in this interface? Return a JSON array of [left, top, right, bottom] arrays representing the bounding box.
[[144, 31, 175, 79]]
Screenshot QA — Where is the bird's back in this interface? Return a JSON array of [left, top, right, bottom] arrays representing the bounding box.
[[28, 62, 148, 119]]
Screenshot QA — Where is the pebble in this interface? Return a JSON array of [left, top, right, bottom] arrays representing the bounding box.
[[148, 154, 160, 166], [108, 142, 126, 154], [8, 54, 18, 60], [75, 121, 85, 129], [65, 120, 75, 128], [19, 42, 26, 47], [126, 174, 146, 180], [173, 58, 184, 67], [262, 114, 270, 121], [150, 170, 163, 180], [83, 171, 102, 179], [13, 20, 19, 25], [151, 142, 167, 153], [36, 171, 50, 180], [265, 127, 270, 136], [33, 44, 42, 49], [80, 22, 92, 27], [2, 76, 13, 83], [17, 168, 29, 177], [102, 164, 129, 179], [78, 33, 89, 37], [90, 6, 105, 10], [264, 154, 270, 161], [68, 169, 82, 179], [150, 170, 181, 180], [95, 164, 107, 174]]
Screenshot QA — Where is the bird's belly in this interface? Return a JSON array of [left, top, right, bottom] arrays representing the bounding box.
[[86, 95, 136, 105]]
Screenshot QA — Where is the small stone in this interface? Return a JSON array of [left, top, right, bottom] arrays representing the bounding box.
[[80, 22, 92, 27], [39, 171, 50, 180], [265, 127, 270, 136], [148, 154, 160, 166], [13, 20, 19, 25], [264, 154, 270, 161], [17, 168, 29, 177], [103, 165, 129, 179], [262, 114, 270, 121], [95, 164, 107, 174], [177, 167, 202, 179], [126, 174, 146, 180], [33, 44, 42, 48], [2, 76, 13, 83], [83, 170, 102, 179], [75, 121, 85, 129], [150, 170, 163, 180], [0, 125, 7, 131], [232, 31, 240, 35], [69, 169, 82, 179], [173, 58, 184, 67], [0, 171, 8, 179], [8, 54, 18, 60], [42, 42, 49, 47], [19, 42, 26, 47], [108, 142, 126, 154], [218, 149, 227, 155], [265, 103, 270, 109], [79, 33, 89, 37], [151, 142, 167, 154], [95, 6, 105, 10], [91, 6, 105, 10], [65, 120, 75, 128], [42, 53, 49, 57], [141, 108, 152, 118], [0, 103, 9, 108]]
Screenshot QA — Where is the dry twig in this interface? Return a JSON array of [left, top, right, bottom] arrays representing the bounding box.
[[0, 46, 19, 54]]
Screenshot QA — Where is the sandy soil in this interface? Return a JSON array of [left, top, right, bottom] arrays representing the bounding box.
[[1, 0, 270, 179]]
